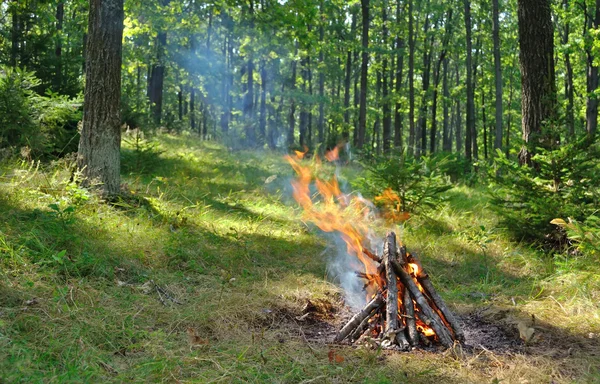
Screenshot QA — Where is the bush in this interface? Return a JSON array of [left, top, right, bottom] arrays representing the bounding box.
[[359, 149, 453, 213], [0, 66, 82, 158], [490, 138, 600, 248]]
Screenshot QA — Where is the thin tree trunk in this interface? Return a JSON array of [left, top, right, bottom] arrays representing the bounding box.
[[431, 9, 452, 154], [563, 0, 575, 138], [464, 0, 474, 163], [442, 57, 451, 151], [585, 0, 600, 137], [11, 4, 19, 67], [190, 87, 196, 131], [408, 0, 415, 156], [288, 42, 298, 146], [455, 61, 462, 154], [77, 0, 124, 197], [55, 1, 64, 91], [417, 13, 432, 158], [318, 0, 326, 144], [382, 1, 392, 154], [394, 0, 405, 150], [259, 62, 267, 141], [357, 0, 370, 149], [492, 0, 503, 151]]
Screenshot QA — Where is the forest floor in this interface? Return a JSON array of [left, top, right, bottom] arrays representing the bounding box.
[[1, 133, 599, 383]]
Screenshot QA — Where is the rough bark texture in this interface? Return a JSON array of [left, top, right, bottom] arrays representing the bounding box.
[[407, 252, 465, 342], [77, 0, 124, 197], [391, 259, 454, 348], [383, 233, 399, 336], [517, 0, 557, 164], [334, 294, 384, 342]]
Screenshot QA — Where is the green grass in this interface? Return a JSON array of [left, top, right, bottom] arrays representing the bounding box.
[[1, 132, 599, 383]]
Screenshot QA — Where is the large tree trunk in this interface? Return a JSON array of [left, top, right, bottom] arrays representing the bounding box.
[[492, 0, 503, 152], [77, 0, 124, 197], [464, 0, 474, 163], [357, 0, 370, 149], [517, 0, 557, 164]]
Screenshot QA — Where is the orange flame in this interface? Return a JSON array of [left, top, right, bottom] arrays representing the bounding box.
[[325, 146, 340, 162], [417, 324, 436, 337], [285, 154, 380, 290], [294, 145, 309, 160], [374, 188, 410, 223]]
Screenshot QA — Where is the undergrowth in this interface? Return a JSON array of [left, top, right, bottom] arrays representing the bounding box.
[[0, 133, 598, 383]]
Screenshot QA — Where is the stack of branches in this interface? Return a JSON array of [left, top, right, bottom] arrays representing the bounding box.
[[334, 232, 464, 350]]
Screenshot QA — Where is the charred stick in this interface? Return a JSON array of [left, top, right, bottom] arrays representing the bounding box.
[[391, 260, 454, 348], [350, 311, 376, 341], [363, 248, 382, 263], [402, 286, 419, 346], [334, 294, 384, 342], [383, 233, 399, 336], [408, 253, 465, 342]]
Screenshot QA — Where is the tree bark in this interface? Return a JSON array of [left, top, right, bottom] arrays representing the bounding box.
[[492, 0, 503, 152], [318, 0, 326, 144], [382, 2, 392, 154], [357, 0, 370, 149], [408, 0, 415, 156], [77, 0, 124, 197], [259, 62, 267, 142], [464, 0, 474, 163], [562, 0, 575, 139], [55, 1, 64, 91], [288, 42, 298, 146], [517, 0, 557, 164], [394, 0, 405, 150], [585, 0, 600, 137], [442, 57, 451, 151]]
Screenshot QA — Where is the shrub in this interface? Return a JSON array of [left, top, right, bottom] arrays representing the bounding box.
[[0, 66, 82, 158], [359, 149, 453, 213], [490, 138, 600, 248]]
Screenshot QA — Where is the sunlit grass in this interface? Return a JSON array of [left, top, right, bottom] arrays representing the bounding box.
[[0, 133, 598, 383]]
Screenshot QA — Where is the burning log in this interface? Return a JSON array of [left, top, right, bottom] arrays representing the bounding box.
[[334, 232, 462, 350], [334, 294, 384, 342], [391, 258, 454, 348], [382, 233, 410, 350], [407, 252, 465, 342]]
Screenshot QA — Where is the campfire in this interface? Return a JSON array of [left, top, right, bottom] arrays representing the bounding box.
[[334, 232, 463, 349], [286, 148, 463, 350]]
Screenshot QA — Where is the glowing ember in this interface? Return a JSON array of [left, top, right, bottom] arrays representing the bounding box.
[[417, 324, 436, 337]]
